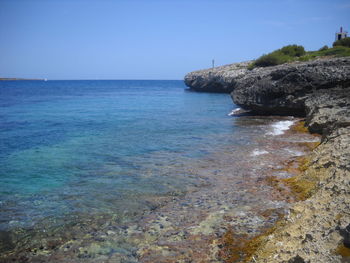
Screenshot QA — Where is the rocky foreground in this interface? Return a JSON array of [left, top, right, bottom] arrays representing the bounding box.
[[252, 93, 350, 263], [185, 57, 350, 262]]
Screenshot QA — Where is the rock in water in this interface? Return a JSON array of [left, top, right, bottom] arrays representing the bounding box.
[[231, 57, 350, 116]]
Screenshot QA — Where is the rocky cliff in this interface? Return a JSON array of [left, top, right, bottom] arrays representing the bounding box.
[[184, 61, 252, 93], [231, 57, 350, 116], [231, 59, 350, 261], [185, 56, 350, 262], [186, 57, 350, 115]]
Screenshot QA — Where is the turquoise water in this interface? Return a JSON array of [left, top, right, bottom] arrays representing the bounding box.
[[0, 80, 244, 232]]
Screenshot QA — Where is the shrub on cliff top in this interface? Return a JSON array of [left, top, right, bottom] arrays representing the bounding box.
[[318, 45, 329, 51], [333, 37, 350, 48], [252, 45, 305, 68], [280, 45, 306, 57], [253, 52, 290, 67]]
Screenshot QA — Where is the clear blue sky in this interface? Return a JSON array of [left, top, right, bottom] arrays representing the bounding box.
[[1, 0, 349, 80]]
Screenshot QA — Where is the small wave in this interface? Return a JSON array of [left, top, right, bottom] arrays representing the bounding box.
[[227, 108, 242, 116], [251, 149, 269, 156], [267, 120, 294, 136], [286, 149, 304, 156]]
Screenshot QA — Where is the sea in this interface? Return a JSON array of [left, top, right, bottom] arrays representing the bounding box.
[[0, 80, 319, 262]]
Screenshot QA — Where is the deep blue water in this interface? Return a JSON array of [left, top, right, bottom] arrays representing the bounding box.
[[0, 80, 243, 231]]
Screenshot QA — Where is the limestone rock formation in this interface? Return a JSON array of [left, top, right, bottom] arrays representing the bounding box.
[[305, 87, 350, 134], [231, 57, 350, 116], [184, 61, 252, 93]]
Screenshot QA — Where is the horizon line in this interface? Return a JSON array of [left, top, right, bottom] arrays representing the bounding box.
[[0, 78, 184, 81]]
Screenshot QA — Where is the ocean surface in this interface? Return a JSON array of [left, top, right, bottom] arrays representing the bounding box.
[[0, 80, 319, 261], [0, 80, 243, 229]]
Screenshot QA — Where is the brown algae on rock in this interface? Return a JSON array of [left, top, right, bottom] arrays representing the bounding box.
[[297, 141, 321, 151], [248, 127, 350, 262], [281, 175, 316, 201], [265, 154, 319, 202], [336, 244, 350, 258], [290, 120, 309, 133], [264, 119, 323, 201], [291, 121, 321, 150], [280, 157, 320, 201], [218, 211, 285, 263]]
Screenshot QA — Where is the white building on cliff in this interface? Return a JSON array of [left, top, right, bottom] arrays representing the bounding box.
[[335, 27, 348, 41]]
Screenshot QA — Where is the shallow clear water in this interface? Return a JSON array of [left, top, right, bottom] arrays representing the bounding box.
[[0, 80, 323, 262], [0, 80, 248, 231]]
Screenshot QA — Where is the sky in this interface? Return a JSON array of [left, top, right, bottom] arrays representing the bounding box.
[[0, 0, 349, 80]]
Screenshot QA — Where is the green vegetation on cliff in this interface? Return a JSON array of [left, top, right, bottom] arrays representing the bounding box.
[[300, 46, 350, 61], [333, 37, 350, 48], [251, 45, 305, 68], [249, 40, 350, 69]]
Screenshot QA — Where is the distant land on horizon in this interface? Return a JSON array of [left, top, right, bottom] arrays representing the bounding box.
[[0, 77, 45, 81]]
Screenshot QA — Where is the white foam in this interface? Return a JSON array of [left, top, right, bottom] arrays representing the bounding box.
[[228, 108, 242, 116], [267, 120, 294, 136], [251, 149, 269, 156], [286, 149, 304, 156]]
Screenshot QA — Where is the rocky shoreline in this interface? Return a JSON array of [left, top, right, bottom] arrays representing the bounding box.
[[252, 97, 350, 263], [0, 57, 349, 262], [2, 113, 319, 262], [185, 57, 350, 262], [0, 116, 319, 263]]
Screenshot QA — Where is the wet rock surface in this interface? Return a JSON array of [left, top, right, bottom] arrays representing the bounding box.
[[252, 127, 350, 263], [248, 80, 350, 262]]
